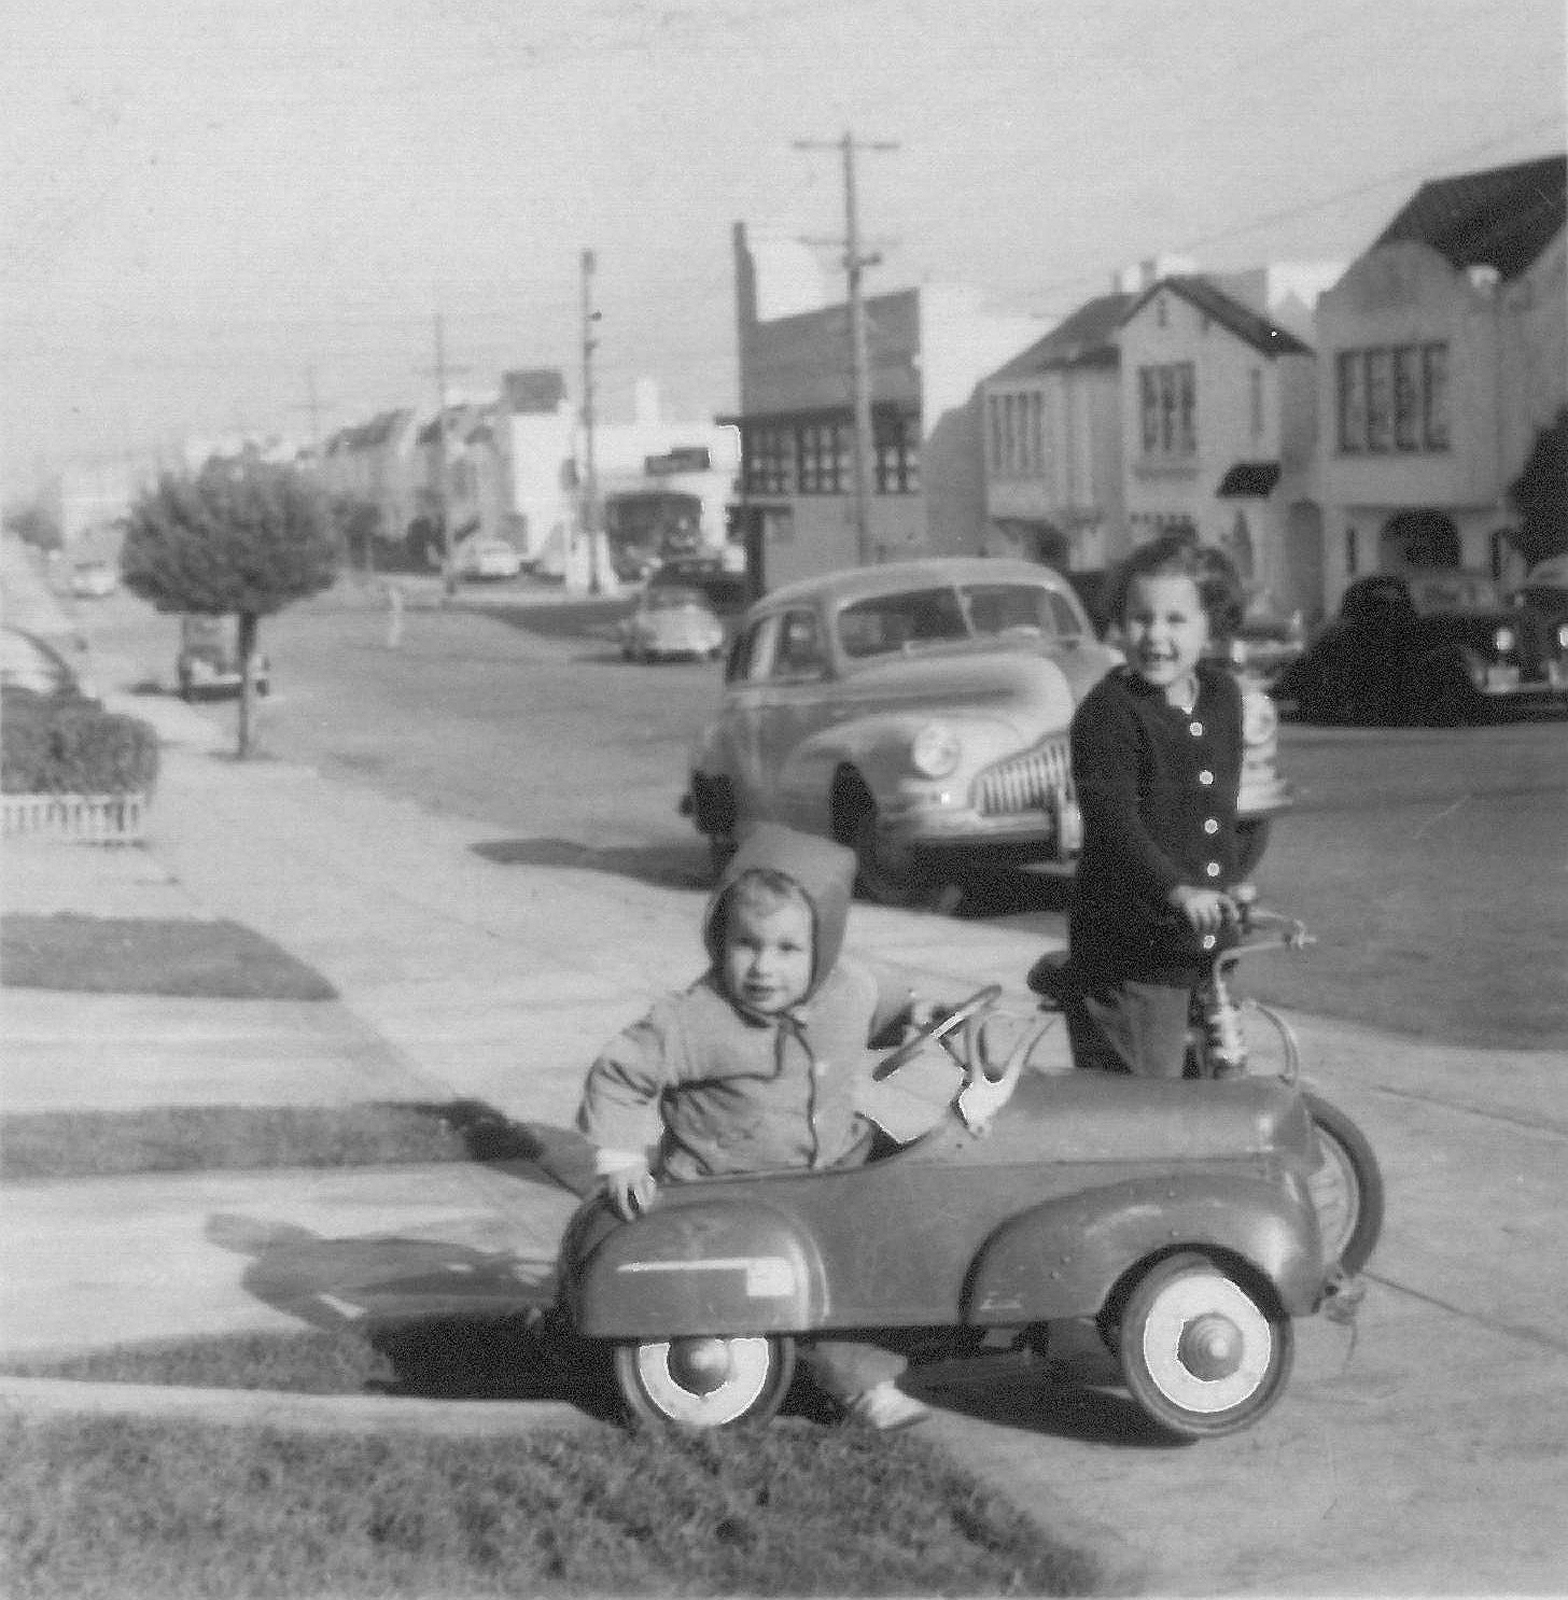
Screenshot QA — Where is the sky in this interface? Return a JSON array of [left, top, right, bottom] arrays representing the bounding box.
[[2, 0, 1564, 500]]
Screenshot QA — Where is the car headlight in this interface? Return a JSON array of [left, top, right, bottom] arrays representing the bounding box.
[[1493, 626, 1515, 654], [910, 721, 962, 778], [1557, 622, 1568, 652], [1241, 689, 1277, 746]]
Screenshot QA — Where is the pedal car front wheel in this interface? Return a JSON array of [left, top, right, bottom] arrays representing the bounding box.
[[1118, 1253, 1294, 1440], [613, 1334, 796, 1428]]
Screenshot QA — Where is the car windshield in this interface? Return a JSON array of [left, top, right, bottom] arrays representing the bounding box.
[[646, 587, 706, 611], [836, 581, 1079, 659]]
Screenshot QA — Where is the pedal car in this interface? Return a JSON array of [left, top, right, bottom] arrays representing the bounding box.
[[555, 987, 1352, 1441]]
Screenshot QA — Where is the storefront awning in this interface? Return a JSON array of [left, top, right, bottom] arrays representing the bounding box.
[[1216, 461, 1282, 498]]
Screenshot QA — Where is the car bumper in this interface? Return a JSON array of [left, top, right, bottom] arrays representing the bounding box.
[[877, 792, 1081, 862]]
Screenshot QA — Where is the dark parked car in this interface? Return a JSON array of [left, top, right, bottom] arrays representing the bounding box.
[[1509, 555, 1568, 639], [177, 615, 269, 701], [1273, 571, 1568, 725]]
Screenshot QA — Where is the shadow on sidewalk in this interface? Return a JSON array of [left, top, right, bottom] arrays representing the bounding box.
[[472, 835, 712, 893]]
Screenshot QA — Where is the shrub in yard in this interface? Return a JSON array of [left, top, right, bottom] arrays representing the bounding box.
[[0, 688, 160, 795]]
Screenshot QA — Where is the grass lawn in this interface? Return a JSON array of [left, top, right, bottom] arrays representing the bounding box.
[[0, 1098, 596, 1184], [1, 1325, 1107, 1599], [0, 914, 337, 1000]]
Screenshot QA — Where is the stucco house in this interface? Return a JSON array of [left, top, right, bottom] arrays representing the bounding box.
[[1314, 153, 1566, 612], [1117, 275, 1322, 621], [979, 291, 1134, 577], [726, 220, 1041, 590]]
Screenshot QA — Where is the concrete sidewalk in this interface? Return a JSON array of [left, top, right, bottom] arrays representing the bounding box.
[[0, 661, 1070, 1359]]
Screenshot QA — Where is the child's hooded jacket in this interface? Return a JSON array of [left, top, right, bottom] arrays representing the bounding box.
[[577, 823, 910, 1180]]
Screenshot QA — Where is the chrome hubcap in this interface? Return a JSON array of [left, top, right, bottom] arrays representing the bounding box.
[[1141, 1273, 1272, 1413]]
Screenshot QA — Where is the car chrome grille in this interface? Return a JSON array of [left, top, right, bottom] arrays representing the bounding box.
[[974, 738, 1074, 816]]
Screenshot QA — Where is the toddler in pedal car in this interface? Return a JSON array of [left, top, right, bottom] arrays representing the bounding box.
[[577, 821, 940, 1430]]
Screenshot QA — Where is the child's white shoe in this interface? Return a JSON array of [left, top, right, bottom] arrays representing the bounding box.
[[847, 1381, 931, 1431]]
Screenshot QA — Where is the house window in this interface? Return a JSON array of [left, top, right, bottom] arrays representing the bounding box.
[[798, 422, 847, 494], [1346, 527, 1359, 576], [1138, 363, 1197, 458], [874, 414, 919, 494], [1336, 342, 1450, 455], [1365, 349, 1393, 452], [1393, 347, 1420, 449], [986, 395, 1003, 472], [1422, 344, 1449, 448], [743, 425, 796, 495]]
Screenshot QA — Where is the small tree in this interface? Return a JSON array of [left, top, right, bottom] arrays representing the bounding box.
[[1507, 406, 1568, 569], [121, 460, 340, 757]]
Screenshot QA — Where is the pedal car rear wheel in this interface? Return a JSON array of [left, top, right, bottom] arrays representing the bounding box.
[[613, 1334, 795, 1428], [1303, 1092, 1384, 1277], [1118, 1253, 1293, 1440]]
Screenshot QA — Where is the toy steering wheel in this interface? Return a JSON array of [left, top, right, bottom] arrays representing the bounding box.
[[872, 985, 1003, 1082]]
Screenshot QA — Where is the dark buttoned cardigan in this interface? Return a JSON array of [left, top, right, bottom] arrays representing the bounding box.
[[1068, 662, 1243, 986]]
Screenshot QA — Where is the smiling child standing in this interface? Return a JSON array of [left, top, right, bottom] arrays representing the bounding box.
[[1060, 535, 1246, 1078]]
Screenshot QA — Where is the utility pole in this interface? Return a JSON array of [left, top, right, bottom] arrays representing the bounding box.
[[432, 314, 457, 598], [794, 130, 898, 567], [417, 307, 469, 598], [580, 248, 603, 595]]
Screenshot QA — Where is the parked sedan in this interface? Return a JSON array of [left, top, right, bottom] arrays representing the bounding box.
[[618, 586, 726, 663], [683, 558, 1291, 904], [1273, 571, 1568, 726], [177, 615, 269, 701], [1509, 554, 1568, 638], [68, 560, 118, 599], [456, 539, 523, 581]]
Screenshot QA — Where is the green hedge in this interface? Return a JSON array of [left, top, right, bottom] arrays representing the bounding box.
[[1, 689, 160, 796]]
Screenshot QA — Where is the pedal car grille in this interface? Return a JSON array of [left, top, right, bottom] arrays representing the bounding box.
[[975, 738, 1074, 816]]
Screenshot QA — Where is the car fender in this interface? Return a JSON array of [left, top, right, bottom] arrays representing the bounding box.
[[564, 1194, 826, 1339], [778, 653, 1081, 818], [780, 710, 1031, 829], [965, 1172, 1322, 1325]]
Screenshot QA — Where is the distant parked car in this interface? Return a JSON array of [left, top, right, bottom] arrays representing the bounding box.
[[1508, 554, 1568, 640], [1223, 588, 1307, 689], [68, 560, 118, 599], [618, 586, 726, 663], [177, 615, 269, 701], [683, 558, 1291, 904], [1274, 571, 1568, 725], [456, 539, 523, 581], [1, 628, 95, 701]]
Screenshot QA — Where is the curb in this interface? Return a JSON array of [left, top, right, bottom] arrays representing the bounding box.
[[0, 1374, 603, 1437]]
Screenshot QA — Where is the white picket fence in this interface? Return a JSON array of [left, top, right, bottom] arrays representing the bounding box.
[[0, 792, 149, 844]]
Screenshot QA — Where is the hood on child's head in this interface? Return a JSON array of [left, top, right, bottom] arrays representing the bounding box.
[[703, 822, 857, 999]]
